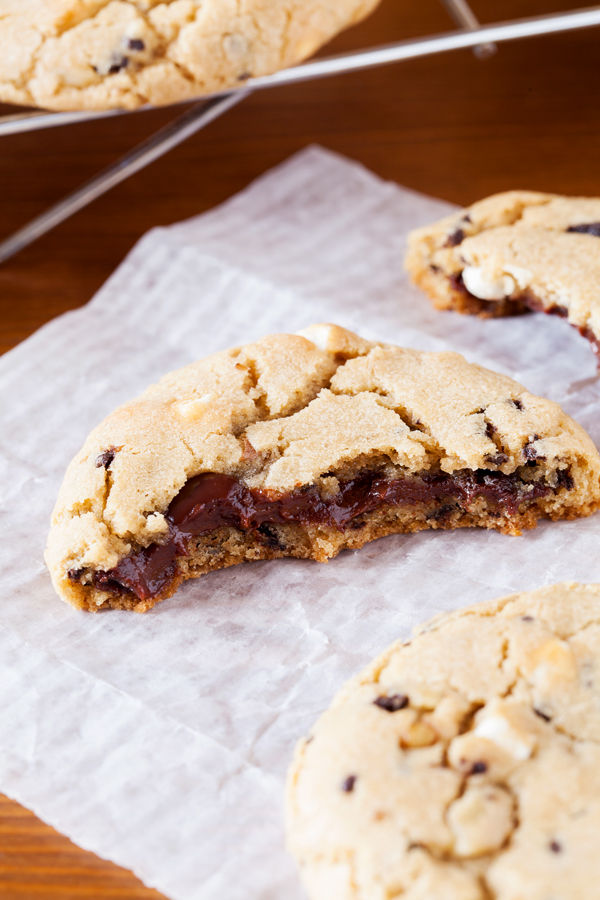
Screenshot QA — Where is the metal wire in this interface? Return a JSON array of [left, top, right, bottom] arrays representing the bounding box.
[[0, 92, 247, 264], [440, 0, 497, 57], [1, 5, 599, 263]]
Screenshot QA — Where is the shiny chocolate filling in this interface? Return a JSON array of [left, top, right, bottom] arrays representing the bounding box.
[[73, 467, 569, 603]]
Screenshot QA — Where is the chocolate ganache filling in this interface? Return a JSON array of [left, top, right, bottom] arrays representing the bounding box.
[[84, 467, 566, 602]]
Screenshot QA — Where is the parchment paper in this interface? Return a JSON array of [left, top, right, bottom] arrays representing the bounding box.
[[1, 145, 599, 900]]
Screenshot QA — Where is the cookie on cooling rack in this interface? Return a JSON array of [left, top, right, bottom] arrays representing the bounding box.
[[406, 190, 600, 363], [287, 581, 600, 900], [45, 324, 600, 612], [0, 0, 381, 111]]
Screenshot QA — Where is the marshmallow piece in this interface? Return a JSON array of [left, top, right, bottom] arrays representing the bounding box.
[[448, 784, 514, 857], [474, 700, 537, 761], [462, 266, 516, 301]]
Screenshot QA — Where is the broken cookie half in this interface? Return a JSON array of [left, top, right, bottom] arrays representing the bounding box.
[[45, 324, 600, 612], [286, 582, 600, 900], [406, 190, 600, 363]]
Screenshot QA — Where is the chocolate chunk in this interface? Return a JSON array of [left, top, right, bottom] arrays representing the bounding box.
[[567, 222, 600, 237], [95, 447, 119, 469], [342, 775, 357, 793], [237, 71, 251, 81], [534, 708, 552, 722], [446, 228, 465, 247], [374, 694, 409, 712], [128, 39, 145, 51], [67, 568, 84, 583], [549, 840, 562, 853], [485, 422, 497, 439], [471, 761, 488, 774], [511, 399, 524, 411], [521, 615, 534, 622]]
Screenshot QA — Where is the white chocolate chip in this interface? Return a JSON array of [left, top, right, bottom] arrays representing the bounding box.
[[526, 638, 578, 690], [424, 693, 472, 740], [400, 719, 438, 749], [462, 266, 516, 301], [174, 394, 214, 421], [474, 700, 537, 761], [448, 731, 516, 780], [296, 324, 336, 351], [504, 264, 533, 289], [448, 784, 514, 857]]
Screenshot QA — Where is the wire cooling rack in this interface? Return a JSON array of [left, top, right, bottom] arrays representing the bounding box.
[[1, 1, 599, 263]]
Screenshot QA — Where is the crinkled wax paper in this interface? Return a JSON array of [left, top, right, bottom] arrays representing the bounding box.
[[1, 146, 599, 900]]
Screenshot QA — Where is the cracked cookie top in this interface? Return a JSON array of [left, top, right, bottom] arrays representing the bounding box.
[[45, 324, 600, 607], [406, 190, 600, 336], [0, 0, 381, 111], [286, 581, 600, 900]]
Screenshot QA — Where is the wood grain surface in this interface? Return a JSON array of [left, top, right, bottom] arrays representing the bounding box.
[[1, 1, 600, 896]]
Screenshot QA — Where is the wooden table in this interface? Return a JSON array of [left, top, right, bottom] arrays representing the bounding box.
[[1, 1, 599, 895]]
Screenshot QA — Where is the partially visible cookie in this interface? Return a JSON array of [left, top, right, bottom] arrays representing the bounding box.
[[45, 324, 600, 612], [0, 0, 381, 111], [287, 582, 600, 900], [406, 190, 600, 362]]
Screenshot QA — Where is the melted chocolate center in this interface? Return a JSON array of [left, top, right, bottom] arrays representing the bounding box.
[[86, 468, 561, 602]]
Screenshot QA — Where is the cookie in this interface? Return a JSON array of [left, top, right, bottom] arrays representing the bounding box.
[[406, 191, 600, 363], [0, 0, 381, 112], [45, 324, 600, 612], [286, 581, 600, 900]]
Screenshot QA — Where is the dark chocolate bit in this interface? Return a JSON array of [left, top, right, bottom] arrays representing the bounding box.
[[534, 708, 552, 722], [342, 775, 357, 793], [471, 761, 488, 774], [237, 71, 251, 81], [557, 469, 575, 491], [427, 503, 455, 522], [446, 228, 465, 247], [567, 222, 600, 237], [91, 467, 560, 602], [521, 615, 534, 622], [108, 57, 129, 74], [485, 453, 509, 466], [128, 38, 145, 51], [374, 694, 409, 712], [256, 523, 285, 551], [524, 436, 544, 462], [95, 447, 119, 469], [549, 840, 562, 853], [67, 568, 84, 583], [511, 399, 524, 411], [485, 422, 497, 439]]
